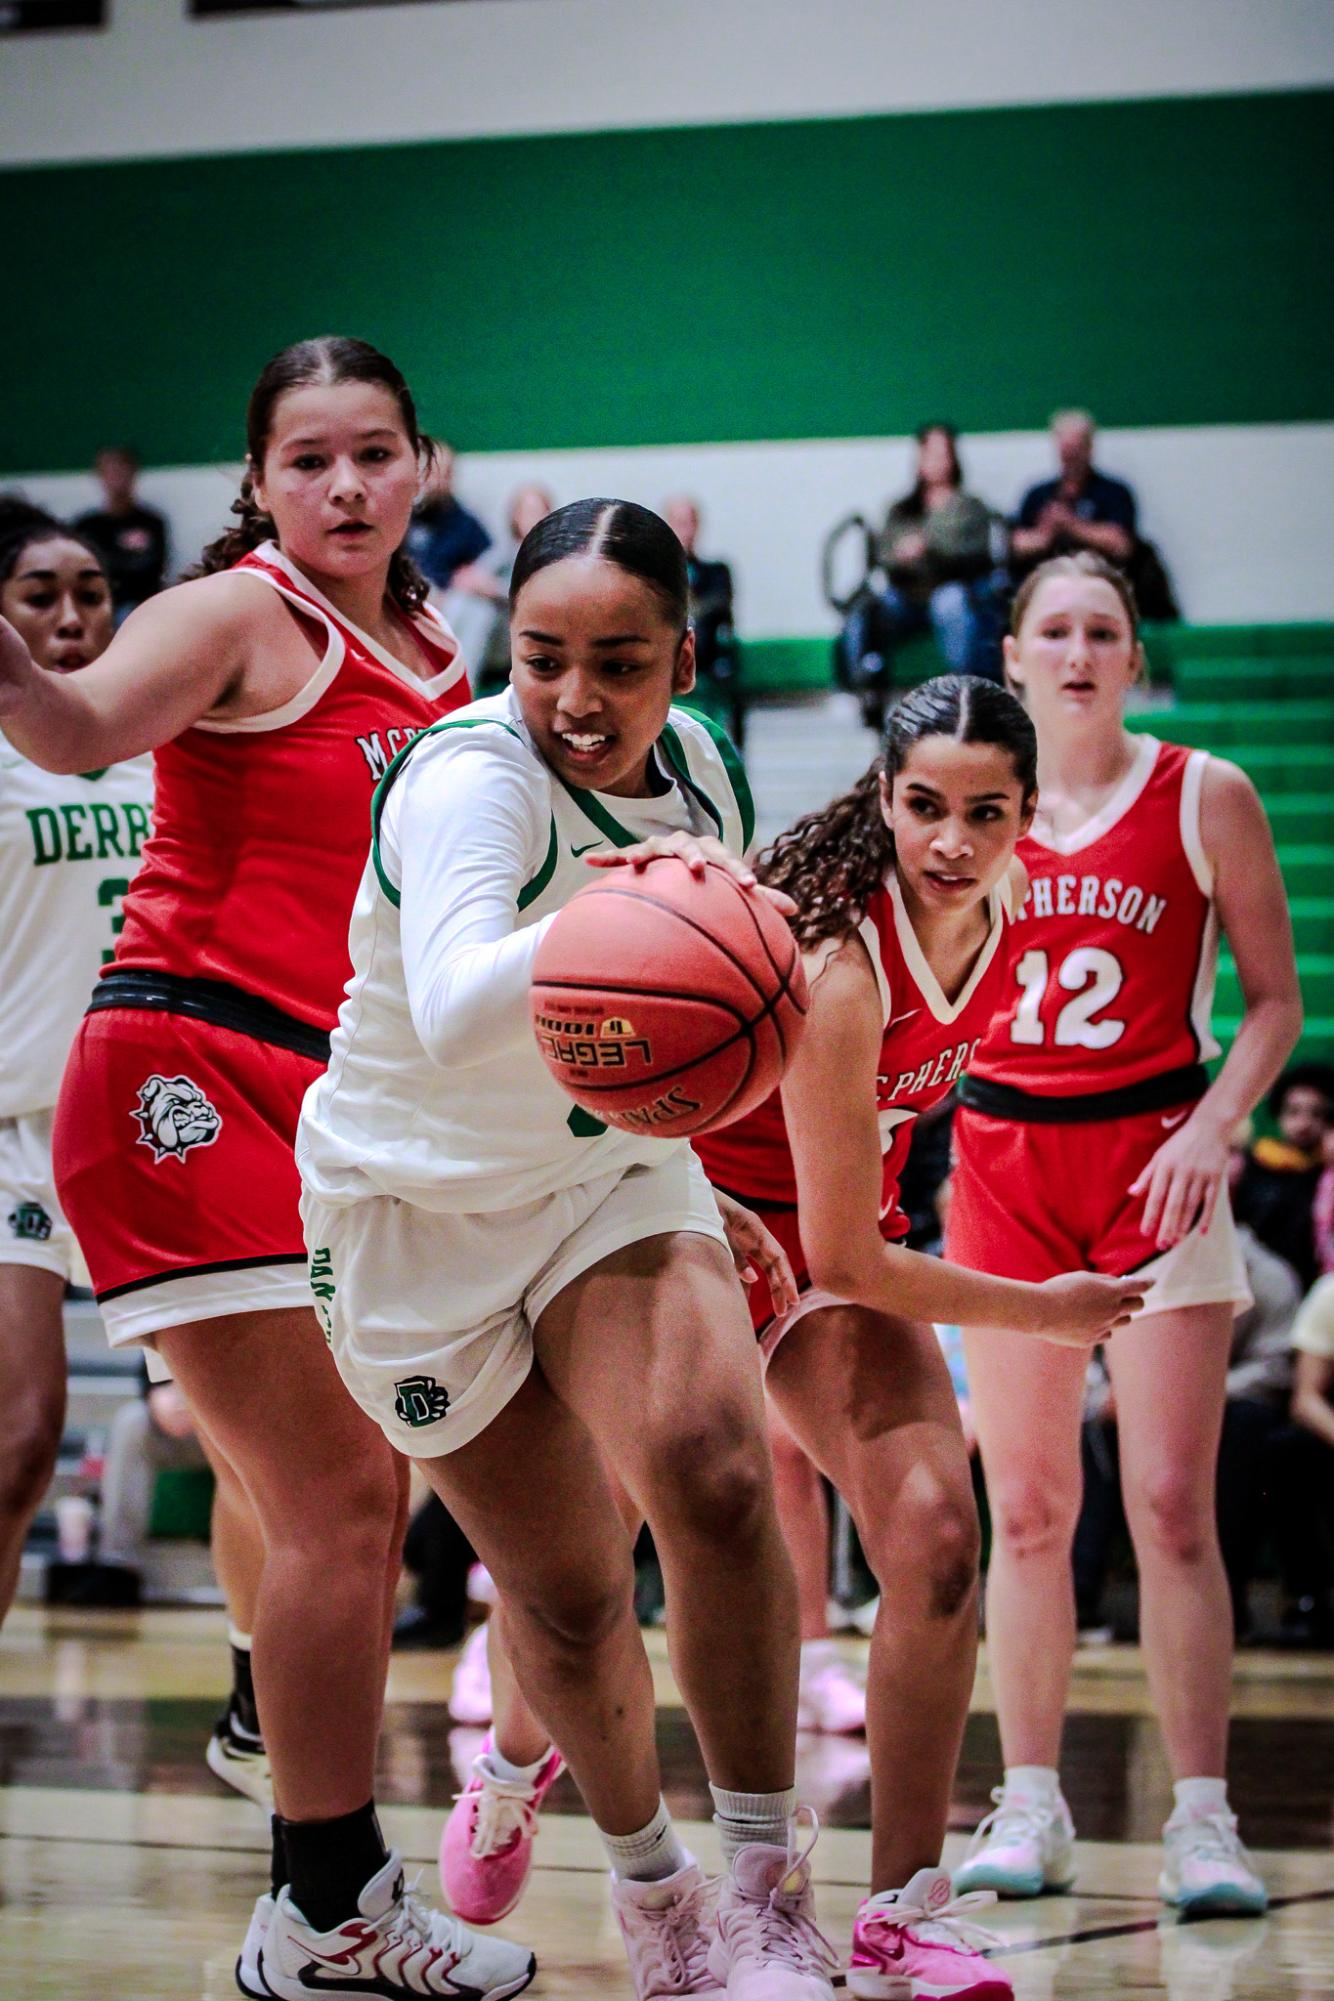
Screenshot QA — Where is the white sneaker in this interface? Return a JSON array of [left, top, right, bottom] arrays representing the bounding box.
[[207, 1699, 273, 1811], [235, 1891, 274, 1998], [796, 1657, 867, 1736], [1159, 1807, 1268, 1916], [708, 1808, 838, 1999], [449, 1622, 494, 1726], [257, 1849, 536, 1998], [953, 1785, 1076, 1898], [612, 1857, 725, 1997]]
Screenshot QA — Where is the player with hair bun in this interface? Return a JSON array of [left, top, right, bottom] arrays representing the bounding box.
[[948, 553, 1301, 1919], [298, 496, 845, 2001]]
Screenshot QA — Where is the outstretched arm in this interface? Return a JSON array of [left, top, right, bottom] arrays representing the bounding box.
[[782, 933, 1143, 1343], [0, 576, 250, 772]]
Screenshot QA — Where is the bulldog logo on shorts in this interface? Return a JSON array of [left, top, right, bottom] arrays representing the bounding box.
[[393, 1375, 450, 1427], [131, 1074, 223, 1164]]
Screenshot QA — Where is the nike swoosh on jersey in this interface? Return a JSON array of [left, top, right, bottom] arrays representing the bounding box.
[[1161, 1110, 1189, 1129], [570, 839, 603, 858], [885, 1009, 921, 1032]]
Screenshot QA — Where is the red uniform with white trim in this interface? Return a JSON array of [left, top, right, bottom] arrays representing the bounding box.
[[696, 870, 1009, 1345], [52, 543, 470, 1346], [946, 734, 1249, 1312]]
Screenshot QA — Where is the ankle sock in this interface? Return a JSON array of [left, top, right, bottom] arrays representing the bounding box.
[[282, 1799, 390, 1933], [1172, 1776, 1229, 1820], [486, 1742, 553, 1787], [228, 1629, 262, 1742], [600, 1798, 688, 1884], [1003, 1765, 1062, 1806], [269, 1815, 287, 1899], [710, 1783, 797, 1863]]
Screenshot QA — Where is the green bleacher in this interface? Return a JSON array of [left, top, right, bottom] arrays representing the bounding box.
[[1127, 623, 1334, 1068]]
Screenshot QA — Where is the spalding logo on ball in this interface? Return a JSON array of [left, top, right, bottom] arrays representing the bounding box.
[[530, 857, 809, 1138]]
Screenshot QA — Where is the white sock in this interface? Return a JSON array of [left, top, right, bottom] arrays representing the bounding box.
[[1172, 1777, 1229, 1820], [1003, 1764, 1061, 1804], [485, 1742, 553, 1787], [710, 1784, 797, 1863], [800, 1638, 840, 1674], [228, 1626, 253, 1652], [601, 1799, 688, 1884]]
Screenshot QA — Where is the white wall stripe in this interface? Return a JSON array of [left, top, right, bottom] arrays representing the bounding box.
[[18, 421, 1331, 631], [2, 0, 1332, 167]]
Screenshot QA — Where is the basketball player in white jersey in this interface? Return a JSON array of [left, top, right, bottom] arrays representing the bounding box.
[[0, 502, 276, 1811], [297, 499, 840, 2001]]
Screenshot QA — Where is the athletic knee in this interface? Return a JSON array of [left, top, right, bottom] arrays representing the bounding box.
[[264, 1456, 402, 1570], [864, 1474, 980, 1621], [990, 1476, 1079, 1563], [647, 1421, 771, 1545], [1130, 1469, 1216, 1566], [512, 1562, 633, 1660], [0, 1392, 63, 1523]]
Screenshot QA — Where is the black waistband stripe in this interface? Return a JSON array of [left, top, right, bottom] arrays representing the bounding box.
[[88, 970, 331, 1063]]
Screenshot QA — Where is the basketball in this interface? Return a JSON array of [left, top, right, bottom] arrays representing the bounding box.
[[530, 857, 808, 1138]]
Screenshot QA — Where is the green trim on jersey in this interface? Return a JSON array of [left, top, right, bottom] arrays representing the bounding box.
[[517, 817, 559, 911], [369, 716, 525, 910], [674, 710, 754, 850]]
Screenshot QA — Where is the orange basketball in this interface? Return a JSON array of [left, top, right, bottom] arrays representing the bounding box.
[[530, 858, 808, 1139]]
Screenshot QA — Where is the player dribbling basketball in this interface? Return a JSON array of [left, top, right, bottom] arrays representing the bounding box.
[[947, 554, 1301, 1918], [297, 499, 842, 2001]]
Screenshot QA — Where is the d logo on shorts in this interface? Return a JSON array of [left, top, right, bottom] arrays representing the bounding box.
[[393, 1375, 450, 1427], [131, 1073, 223, 1164], [8, 1202, 52, 1242]]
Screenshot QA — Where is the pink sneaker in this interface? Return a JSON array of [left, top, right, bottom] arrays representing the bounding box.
[[848, 1868, 1010, 2000], [449, 1620, 494, 1726], [612, 1857, 725, 1997], [796, 1657, 867, 1736], [708, 1808, 838, 1999], [440, 1735, 565, 1924]]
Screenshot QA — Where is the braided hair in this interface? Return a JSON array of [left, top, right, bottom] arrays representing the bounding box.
[[758, 674, 1037, 948], [189, 337, 432, 614]]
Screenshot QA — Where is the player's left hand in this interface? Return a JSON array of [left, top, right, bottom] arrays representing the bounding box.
[[586, 830, 796, 916], [1130, 1108, 1230, 1250], [712, 1186, 799, 1315]]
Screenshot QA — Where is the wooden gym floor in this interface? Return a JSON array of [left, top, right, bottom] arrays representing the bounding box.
[[1, 1607, 1331, 1998]]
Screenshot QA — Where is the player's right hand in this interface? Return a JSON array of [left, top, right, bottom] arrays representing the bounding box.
[[1033, 1270, 1147, 1347], [0, 614, 37, 717]]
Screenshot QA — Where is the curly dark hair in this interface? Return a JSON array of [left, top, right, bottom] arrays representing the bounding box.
[[188, 336, 432, 614], [758, 674, 1037, 948]]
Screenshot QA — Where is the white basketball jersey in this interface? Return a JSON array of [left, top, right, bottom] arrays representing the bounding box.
[[297, 688, 753, 1214], [0, 737, 154, 1117]]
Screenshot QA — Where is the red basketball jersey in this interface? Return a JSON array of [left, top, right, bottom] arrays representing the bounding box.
[[968, 735, 1218, 1098], [696, 873, 1009, 1236], [112, 543, 470, 1030]]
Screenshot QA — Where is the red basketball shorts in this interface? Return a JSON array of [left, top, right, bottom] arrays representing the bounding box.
[[945, 1103, 1249, 1318], [53, 1009, 324, 1348], [743, 1197, 911, 1359]]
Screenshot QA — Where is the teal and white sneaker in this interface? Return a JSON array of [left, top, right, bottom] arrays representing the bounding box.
[[954, 1785, 1076, 1898], [1159, 1808, 1268, 1916]]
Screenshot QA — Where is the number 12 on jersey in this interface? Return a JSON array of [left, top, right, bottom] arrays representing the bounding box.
[[1010, 946, 1126, 1049]]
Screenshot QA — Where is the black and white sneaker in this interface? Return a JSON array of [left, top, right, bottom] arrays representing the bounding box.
[[235, 1891, 275, 1997], [207, 1698, 273, 1811], [256, 1850, 536, 1999]]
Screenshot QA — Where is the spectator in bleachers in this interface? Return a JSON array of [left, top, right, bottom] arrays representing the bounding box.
[[444, 481, 554, 692], [663, 495, 746, 746], [1233, 1062, 1334, 1289], [1010, 410, 1137, 578], [73, 446, 170, 618], [1285, 1274, 1334, 1644], [403, 440, 490, 593], [839, 424, 1002, 718]]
